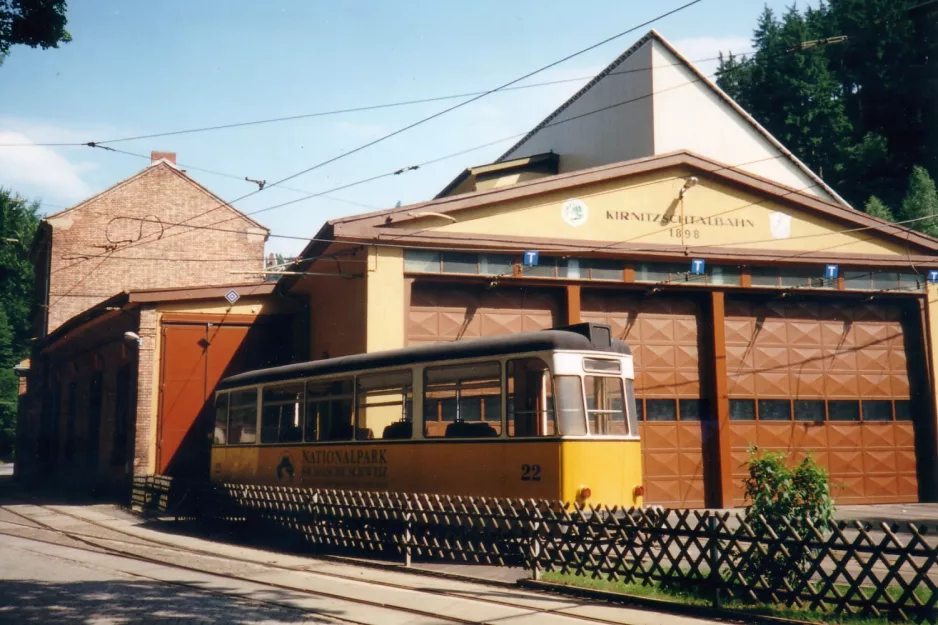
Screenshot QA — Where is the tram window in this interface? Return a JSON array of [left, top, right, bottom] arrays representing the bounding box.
[[306, 379, 354, 442], [625, 379, 639, 435], [583, 359, 621, 374], [554, 376, 586, 436], [227, 389, 258, 444], [507, 358, 556, 437], [261, 384, 304, 443], [585, 376, 627, 435], [214, 394, 229, 445], [358, 371, 413, 440], [424, 362, 501, 438]]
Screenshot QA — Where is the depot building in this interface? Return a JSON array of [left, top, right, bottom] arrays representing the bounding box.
[[19, 31, 938, 508], [281, 148, 938, 508]]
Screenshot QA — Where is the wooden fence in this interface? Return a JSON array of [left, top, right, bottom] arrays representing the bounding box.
[[132, 477, 938, 622]]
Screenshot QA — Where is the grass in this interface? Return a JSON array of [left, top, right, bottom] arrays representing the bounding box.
[[540, 571, 906, 625]]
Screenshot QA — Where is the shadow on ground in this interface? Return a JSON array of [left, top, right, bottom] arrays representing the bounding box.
[[0, 579, 339, 623]]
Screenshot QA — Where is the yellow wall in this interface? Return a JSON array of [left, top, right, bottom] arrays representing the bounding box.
[[401, 167, 909, 257], [366, 246, 405, 353]]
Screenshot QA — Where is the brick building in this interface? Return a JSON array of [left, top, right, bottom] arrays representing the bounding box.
[[15, 154, 300, 493], [30, 151, 269, 336]]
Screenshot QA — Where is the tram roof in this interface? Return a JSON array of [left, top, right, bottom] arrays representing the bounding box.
[[218, 326, 631, 390]]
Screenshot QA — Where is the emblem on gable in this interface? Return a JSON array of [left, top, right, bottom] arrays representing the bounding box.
[[769, 211, 792, 240], [561, 199, 589, 227]]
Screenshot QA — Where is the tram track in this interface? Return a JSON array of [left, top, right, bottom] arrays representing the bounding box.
[[0, 502, 668, 625]]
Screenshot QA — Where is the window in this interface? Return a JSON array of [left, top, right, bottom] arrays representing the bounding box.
[[480, 255, 514, 276], [424, 363, 500, 438], [442, 252, 479, 274], [64, 381, 77, 460], [635, 263, 687, 283], [507, 358, 556, 437], [645, 399, 677, 421], [729, 399, 756, 421], [828, 400, 860, 422], [306, 379, 354, 441], [404, 250, 441, 273], [558, 258, 582, 279], [758, 399, 791, 421], [751, 267, 831, 289], [585, 376, 627, 435], [679, 398, 705, 422], [587, 259, 625, 281], [844, 271, 872, 290], [871, 271, 901, 291], [554, 376, 587, 435], [110, 365, 131, 466], [899, 273, 925, 291], [583, 358, 621, 374], [709, 265, 741, 286], [794, 400, 824, 422], [862, 400, 893, 422], [358, 371, 413, 440], [261, 384, 304, 443], [87, 372, 103, 467], [227, 389, 258, 444], [895, 400, 912, 421], [214, 393, 229, 445], [524, 257, 557, 278], [625, 380, 639, 432]]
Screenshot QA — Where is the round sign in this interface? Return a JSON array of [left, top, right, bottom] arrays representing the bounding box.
[[561, 199, 589, 227]]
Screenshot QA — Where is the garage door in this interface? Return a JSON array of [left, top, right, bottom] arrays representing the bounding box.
[[724, 298, 919, 505], [582, 292, 708, 508], [407, 282, 561, 346], [159, 321, 287, 478]]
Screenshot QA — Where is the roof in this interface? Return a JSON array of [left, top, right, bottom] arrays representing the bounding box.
[[39, 281, 276, 353], [218, 326, 631, 390], [496, 29, 850, 208], [42, 160, 269, 232], [278, 150, 938, 294], [435, 152, 559, 199]]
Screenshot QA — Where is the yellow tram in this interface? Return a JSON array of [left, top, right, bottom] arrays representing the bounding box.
[[210, 323, 644, 506]]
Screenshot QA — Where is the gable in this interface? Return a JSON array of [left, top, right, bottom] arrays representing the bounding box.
[[44, 162, 267, 235], [497, 30, 846, 208], [386, 165, 924, 259]]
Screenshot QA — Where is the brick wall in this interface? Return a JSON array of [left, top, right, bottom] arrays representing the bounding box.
[[133, 307, 157, 476], [44, 162, 267, 332]]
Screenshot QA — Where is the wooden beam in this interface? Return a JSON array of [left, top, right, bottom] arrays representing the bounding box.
[[709, 291, 734, 508], [566, 285, 582, 325]]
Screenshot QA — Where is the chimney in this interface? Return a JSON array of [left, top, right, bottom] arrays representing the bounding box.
[[151, 151, 176, 165]]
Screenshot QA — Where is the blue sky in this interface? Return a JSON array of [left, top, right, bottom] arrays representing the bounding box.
[[0, 0, 799, 256]]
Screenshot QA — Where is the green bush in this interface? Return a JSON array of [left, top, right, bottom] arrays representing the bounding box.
[[741, 446, 835, 588]]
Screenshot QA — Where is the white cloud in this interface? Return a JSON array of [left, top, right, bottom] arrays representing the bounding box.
[[0, 131, 93, 202]]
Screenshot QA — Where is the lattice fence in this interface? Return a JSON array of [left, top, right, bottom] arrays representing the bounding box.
[[132, 477, 938, 622]]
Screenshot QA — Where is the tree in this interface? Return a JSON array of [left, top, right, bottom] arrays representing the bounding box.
[[0, 189, 40, 352], [718, 1, 935, 218], [863, 195, 894, 222], [0, 0, 71, 65], [0, 189, 39, 458], [900, 166, 938, 236]]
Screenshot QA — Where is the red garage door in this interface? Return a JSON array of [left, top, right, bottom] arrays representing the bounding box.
[[724, 298, 920, 505], [582, 292, 709, 508], [158, 320, 286, 478], [407, 282, 561, 346]]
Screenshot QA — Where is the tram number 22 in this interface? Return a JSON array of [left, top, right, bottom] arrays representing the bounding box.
[[521, 464, 542, 481]]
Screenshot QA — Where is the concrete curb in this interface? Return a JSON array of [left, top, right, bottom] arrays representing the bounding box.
[[517, 579, 815, 625]]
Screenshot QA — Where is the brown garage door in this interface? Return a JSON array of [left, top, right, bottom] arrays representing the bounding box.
[[582, 291, 708, 508], [724, 298, 919, 505], [159, 320, 288, 478], [407, 282, 561, 346]]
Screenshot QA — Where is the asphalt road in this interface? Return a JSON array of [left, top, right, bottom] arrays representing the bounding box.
[[0, 502, 715, 625]]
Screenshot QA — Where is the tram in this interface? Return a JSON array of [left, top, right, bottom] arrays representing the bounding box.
[[210, 322, 644, 506]]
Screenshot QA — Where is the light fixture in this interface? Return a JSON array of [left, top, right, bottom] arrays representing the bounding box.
[[123, 331, 142, 347], [407, 211, 456, 223], [679, 176, 699, 198]]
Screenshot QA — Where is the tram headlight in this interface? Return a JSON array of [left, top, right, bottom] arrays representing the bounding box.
[[577, 486, 592, 501], [633, 484, 646, 498]]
